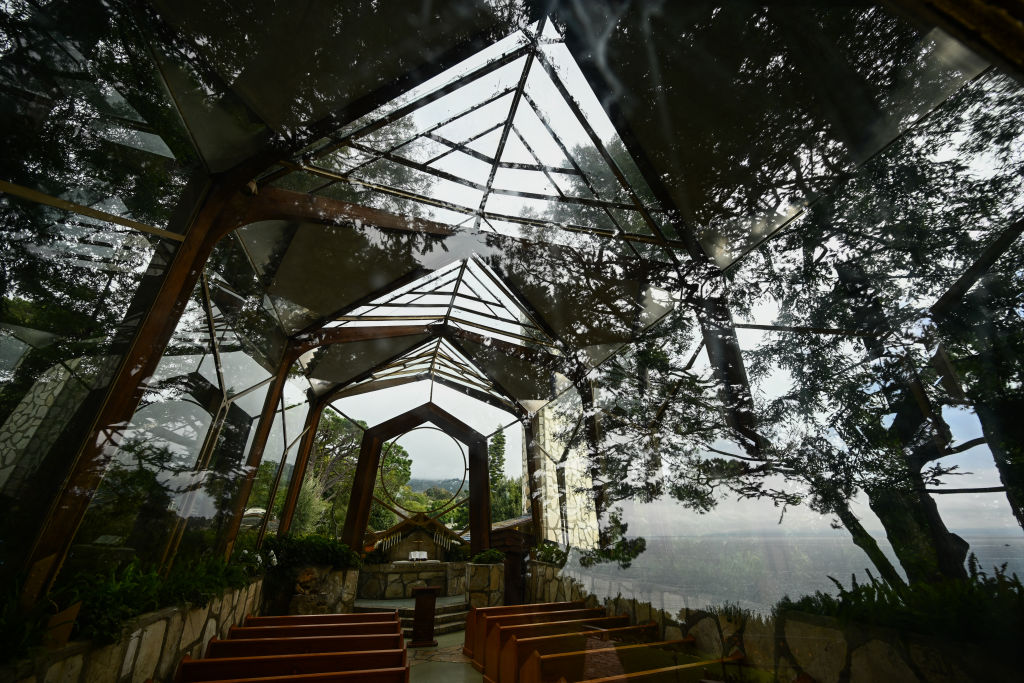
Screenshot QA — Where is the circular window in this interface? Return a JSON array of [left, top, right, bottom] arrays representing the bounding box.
[[378, 426, 468, 515]]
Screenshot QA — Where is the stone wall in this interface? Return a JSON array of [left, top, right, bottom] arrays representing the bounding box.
[[526, 561, 1010, 683], [3, 578, 263, 683], [466, 563, 503, 608], [287, 566, 358, 615], [358, 562, 465, 599], [0, 358, 90, 496]]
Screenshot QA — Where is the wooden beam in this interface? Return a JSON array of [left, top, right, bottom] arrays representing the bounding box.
[[247, 185, 454, 236], [277, 397, 328, 536], [218, 352, 294, 560], [884, 0, 1024, 80], [20, 181, 448, 604], [339, 402, 490, 553]]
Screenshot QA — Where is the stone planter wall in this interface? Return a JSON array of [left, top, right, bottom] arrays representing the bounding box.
[[357, 562, 465, 599], [287, 566, 358, 615], [466, 563, 503, 608], [526, 560, 1011, 683], [2, 578, 263, 683]]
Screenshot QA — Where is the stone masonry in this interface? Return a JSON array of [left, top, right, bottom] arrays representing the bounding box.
[[3, 579, 263, 683], [357, 562, 466, 599], [526, 560, 1014, 682], [465, 563, 503, 608]]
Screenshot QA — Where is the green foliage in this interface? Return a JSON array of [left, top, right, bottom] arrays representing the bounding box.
[[491, 475, 524, 524], [262, 534, 361, 571], [579, 510, 646, 570], [445, 544, 471, 562], [488, 427, 507, 489], [470, 548, 506, 564], [533, 543, 568, 567], [773, 556, 1024, 644], [70, 556, 259, 644], [362, 547, 390, 564]]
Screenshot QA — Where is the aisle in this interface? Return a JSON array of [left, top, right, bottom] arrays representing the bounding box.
[[408, 631, 481, 682]]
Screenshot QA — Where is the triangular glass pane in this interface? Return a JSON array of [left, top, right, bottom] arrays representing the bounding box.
[[466, 128, 504, 159], [499, 132, 536, 165]]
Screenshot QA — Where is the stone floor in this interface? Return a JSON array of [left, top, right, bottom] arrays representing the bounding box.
[[408, 631, 481, 682], [353, 594, 467, 610]]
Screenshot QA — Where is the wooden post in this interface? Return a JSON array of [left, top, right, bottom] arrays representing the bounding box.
[[218, 351, 295, 560], [19, 183, 240, 606], [340, 429, 387, 551], [277, 397, 328, 536], [468, 437, 491, 555], [524, 417, 545, 537]]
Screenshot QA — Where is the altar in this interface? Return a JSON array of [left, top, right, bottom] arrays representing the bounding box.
[[356, 512, 470, 599]]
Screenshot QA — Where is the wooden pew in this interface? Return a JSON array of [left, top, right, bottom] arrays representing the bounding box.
[[205, 633, 404, 658], [482, 615, 632, 683], [528, 649, 744, 683], [183, 667, 409, 682], [227, 621, 400, 639], [474, 608, 606, 671], [244, 612, 398, 626], [498, 622, 663, 683], [176, 649, 407, 682], [463, 601, 585, 658]]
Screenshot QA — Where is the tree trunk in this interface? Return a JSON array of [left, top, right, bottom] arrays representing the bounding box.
[[833, 502, 907, 590], [868, 482, 968, 583], [974, 400, 1024, 533]]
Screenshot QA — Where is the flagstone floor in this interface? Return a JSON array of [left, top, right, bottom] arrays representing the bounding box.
[[408, 631, 481, 682]]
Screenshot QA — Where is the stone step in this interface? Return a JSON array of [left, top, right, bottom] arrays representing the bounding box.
[[402, 620, 466, 638], [355, 601, 468, 617], [398, 611, 468, 628]]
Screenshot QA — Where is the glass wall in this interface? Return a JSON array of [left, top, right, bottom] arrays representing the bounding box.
[[0, 0, 203, 579], [58, 230, 313, 580], [535, 65, 1024, 614]]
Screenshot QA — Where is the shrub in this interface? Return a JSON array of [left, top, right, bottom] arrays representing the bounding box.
[[71, 556, 260, 644], [445, 544, 470, 562], [773, 556, 1024, 644], [362, 546, 390, 564], [470, 548, 505, 564], [262, 534, 361, 570], [533, 543, 568, 566]]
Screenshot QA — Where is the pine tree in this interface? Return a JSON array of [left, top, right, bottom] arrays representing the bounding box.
[[488, 427, 506, 489]]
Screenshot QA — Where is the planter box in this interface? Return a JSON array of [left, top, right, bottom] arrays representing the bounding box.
[[287, 566, 359, 615], [466, 563, 504, 608], [357, 561, 466, 600]]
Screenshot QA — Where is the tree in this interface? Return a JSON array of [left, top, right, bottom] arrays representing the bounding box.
[[298, 410, 413, 535], [487, 426, 524, 523], [488, 427, 507, 489]]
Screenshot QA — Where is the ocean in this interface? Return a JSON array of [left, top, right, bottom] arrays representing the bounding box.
[[560, 533, 1024, 616]]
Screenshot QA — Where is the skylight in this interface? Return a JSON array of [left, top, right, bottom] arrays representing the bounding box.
[[260, 17, 683, 255]]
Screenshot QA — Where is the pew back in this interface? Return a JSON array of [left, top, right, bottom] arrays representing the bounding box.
[[463, 601, 584, 658], [205, 633, 404, 658], [228, 621, 400, 639], [176, 649, 406, 682], [474, 608, 606, 670], [484, 615, 631, 682], [521, 640, 705, 683], [244, 612, 398, 627], [498, 622, 661, 683]]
